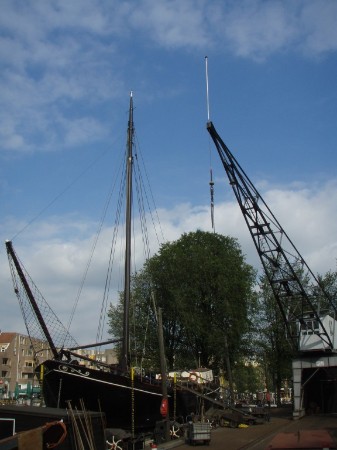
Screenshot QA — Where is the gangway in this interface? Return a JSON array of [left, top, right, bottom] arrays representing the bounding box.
[[175, 383, 262, 427]]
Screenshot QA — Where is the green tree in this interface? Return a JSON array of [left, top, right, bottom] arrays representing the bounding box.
[[257, 275, 295, 405], [108, 230, 257, 381], [316, 269, 337, 311], [232, 360, 265, 395], [257, 268, 337, 405]]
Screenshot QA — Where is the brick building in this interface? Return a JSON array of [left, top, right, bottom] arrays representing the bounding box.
[[0, 331, 51, 398], [0, 331, 118, 399]]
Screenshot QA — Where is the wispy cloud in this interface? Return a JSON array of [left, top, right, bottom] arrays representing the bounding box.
[[220, 1, 297, 61], [129, 0, 212, 49], [2, 179, 337, 341], [1, 0, 336, 154], [215, 0, 337, 61], [299, 1, 337, 55], [127, 0, 337, 58]]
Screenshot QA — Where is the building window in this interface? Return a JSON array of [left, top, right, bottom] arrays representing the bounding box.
[[25, 361, 34, 368], [301, 319, 320, 335], [20, 336, 26, 345], [22, 373, 34, 380], [1, 344, 9, 352], [2, 358, 9, 365]]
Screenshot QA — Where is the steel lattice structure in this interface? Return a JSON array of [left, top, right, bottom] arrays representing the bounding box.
[[207, 120, 336, 351]]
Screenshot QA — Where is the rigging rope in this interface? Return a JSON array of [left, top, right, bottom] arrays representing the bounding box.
[[10, 146, 113, 242], [64, 149, 126, 347], [97, 171, 126, 345], [133, 134, 167, 367], [134, 132, 166, 246], [209, 168, 215, 232], [96, 153, 127, 347], [93, 127, 165, 361], [7, 246, 78, 352]]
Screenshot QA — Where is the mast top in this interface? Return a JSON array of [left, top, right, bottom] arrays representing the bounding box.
[[205, 56, 210, 122]]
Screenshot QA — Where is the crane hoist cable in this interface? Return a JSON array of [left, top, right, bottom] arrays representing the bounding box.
[[209, 168, 215, 232], [205, 55, 215, 233]]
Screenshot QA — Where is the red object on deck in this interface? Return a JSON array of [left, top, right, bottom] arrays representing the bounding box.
[[160, 398, 168, 417], [265, 430, 336, 449]]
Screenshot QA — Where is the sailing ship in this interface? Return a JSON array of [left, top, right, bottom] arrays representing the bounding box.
[[6, 93, 200, 431]]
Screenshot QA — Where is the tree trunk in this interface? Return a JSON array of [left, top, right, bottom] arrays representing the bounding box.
[[224, 333, 235, 405]]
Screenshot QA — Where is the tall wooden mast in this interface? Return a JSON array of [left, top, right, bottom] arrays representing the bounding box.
[[121, 92, 134, 371]]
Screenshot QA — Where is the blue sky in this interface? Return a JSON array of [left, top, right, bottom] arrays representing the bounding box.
[[1, 0, 337, 343]]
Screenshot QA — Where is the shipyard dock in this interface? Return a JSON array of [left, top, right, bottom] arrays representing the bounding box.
[[2, 405, 337, 449], [162, 406, 337, 450]]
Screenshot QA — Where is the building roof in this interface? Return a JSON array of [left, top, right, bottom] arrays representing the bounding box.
[[0, 332, 17, 344]]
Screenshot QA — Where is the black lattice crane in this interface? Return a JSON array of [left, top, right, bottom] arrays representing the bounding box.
[[206, 120, 336, 352]]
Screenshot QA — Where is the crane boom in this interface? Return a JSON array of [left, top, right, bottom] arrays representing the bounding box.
[[207, 120, 336, 352]]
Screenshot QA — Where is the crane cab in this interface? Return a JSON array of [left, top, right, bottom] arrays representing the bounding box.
[[299, 314, 337, 352]]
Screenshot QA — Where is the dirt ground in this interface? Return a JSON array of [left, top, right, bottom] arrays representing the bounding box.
[[159, 406, 337, 450]]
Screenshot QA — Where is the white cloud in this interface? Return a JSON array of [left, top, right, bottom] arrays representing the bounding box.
[[129, 0, 211, 49], [216, 0, 337, 61], [123, 0, 337, 59], [299, 1, 337, 55], [0, 0, 336, 154], [1, 179, 337, 342], [220, 1, 297, 61], [0, 1, 125, 154]]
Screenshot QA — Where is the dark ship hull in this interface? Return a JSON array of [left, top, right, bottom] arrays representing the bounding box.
[[37, 359, 197, 430]]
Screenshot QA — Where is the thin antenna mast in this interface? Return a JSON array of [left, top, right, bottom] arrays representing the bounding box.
[[205, 56, 215, 231], [205, 56, 210, 121]]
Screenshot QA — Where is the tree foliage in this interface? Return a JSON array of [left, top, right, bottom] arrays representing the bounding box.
[[316, 269, 337, 312], [108, 230, 257, 377], [108, 225, 337, 400], [256, 275, 294, 404], [256, 269, 337, 404]]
